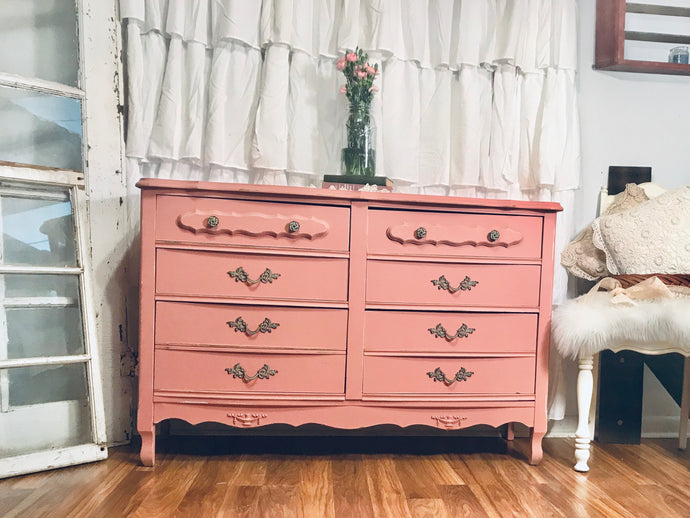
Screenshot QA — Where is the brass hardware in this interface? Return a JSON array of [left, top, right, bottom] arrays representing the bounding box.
[[427, 367, 474, 385], [228, 267, 280, 285], [206, 215, 220, 228], [488, 229, 500, 242], [227, 317, 279, 336], [428, 323, 475, 341], [288, 220, 300, 233], [228, 413, 268, 427], [226, 363, 278, 382], [431, 275, 478, 293], [415, 227, 427, 239], [431, 415, 467, 429]]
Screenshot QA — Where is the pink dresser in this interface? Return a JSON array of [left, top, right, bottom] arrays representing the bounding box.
[[137, 179, 561, 466]]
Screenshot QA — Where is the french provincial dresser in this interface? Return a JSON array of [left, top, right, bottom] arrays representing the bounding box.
[[136, 178, 561, 466]]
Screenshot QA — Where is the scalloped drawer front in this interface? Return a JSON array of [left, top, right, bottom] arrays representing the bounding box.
[[156, 249, 348, 302], [366, 261, 541, 308], [154, 350, 345, 394], [364, 311, 537, 354], [367, 209, 543, 259], [156, 302, 348, 351], [156, 195, 350, 251], [362, 356, 536, 395]]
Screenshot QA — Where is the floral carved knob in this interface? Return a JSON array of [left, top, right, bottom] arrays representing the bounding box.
[[488, 229, 500, 242], [207, 215, 220, 228], [415, 227, 427, 239], [288, 221, 300, 233]]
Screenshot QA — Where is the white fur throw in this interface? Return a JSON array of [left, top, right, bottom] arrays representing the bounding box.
[[552, 292, 690, 359]]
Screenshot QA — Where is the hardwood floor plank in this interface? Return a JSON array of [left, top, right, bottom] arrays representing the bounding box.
[[407, 498, 450, 518], [219, 485, 261, 518], [331, 456, 376, 518], [438, 485, 492, 518], [254, 485, 303, 518], [364, 457, 414, 518], [299, 458, 335, 518]]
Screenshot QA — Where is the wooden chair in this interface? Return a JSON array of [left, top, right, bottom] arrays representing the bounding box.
[[553, 183, 690, 472]]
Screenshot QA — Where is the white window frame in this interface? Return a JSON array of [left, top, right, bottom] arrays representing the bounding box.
[[0, 0, 127, 477]]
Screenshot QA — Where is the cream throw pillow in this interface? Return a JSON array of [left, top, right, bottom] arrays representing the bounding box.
[[592, 186, 690, 275], [561, 183, 649, 280]]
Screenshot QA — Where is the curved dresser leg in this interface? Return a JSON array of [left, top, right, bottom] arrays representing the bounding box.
[[139, 427, 156, 467], [574, 356, 594, 472], [529, 429, 545, 465]]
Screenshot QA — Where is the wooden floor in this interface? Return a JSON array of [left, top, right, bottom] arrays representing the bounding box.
[[2, 436, 690, 517]]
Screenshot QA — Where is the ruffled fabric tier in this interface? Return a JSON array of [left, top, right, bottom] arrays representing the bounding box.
[[121, 0, 580, 195]]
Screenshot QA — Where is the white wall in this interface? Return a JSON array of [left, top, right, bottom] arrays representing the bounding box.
[[560, 0, 690, 437]]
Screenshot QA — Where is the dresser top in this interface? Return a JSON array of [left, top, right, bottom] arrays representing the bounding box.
[[136, 178, 563, 213]]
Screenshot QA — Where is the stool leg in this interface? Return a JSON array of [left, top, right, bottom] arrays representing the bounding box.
[[575, 356, 594, 472], [679, 356, 690, 450]]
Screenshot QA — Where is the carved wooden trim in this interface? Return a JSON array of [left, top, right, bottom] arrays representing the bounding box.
[[177, 210, 330, 240], [228, 413, 268, 427], [386, 223, 523, 248], [431, 415, 467, 429]]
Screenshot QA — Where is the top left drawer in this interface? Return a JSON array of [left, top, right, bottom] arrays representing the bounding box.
[[155, 195, 350, 252]]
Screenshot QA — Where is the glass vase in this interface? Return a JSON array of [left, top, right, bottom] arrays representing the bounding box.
[[341, 103, 376, 176]]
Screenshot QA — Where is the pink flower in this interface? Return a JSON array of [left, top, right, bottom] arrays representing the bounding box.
[[357, 70, 367, 79], [335, 57, 346, 71], [340, 86, 347, 94], [346, 53, 358, 62], [369, 86, 379, 93], [365, 65, 376, 75]]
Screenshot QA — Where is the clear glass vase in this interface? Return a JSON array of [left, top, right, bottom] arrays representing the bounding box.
[[341, 103, 376, 176]]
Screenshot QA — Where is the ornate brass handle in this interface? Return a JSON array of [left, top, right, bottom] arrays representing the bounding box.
[[226, 363, 278, 382], [415, 227, 427, 239], [206, 215, 220, 228], [228, 267, 280, 285], [428, 323, 475, 341], [227, 317, 279, 336], [431, 275, 478, 293], [427, 367, 474, 385]]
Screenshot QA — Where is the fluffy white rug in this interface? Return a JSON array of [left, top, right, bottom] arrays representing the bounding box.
[[552, 292, 690, 359]]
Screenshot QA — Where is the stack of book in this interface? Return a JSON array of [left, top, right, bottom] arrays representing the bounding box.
[[322, 174, 394, 192]]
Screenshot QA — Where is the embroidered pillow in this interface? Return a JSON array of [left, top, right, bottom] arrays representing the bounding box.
[[561, 183, 649, 280], [592, 186, 690, 275]]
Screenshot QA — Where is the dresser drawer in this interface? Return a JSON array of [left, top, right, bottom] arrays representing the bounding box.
[[362, 356, 535, 395], [155, 302, 347, 351], [154, 350, 345, 394], [366, 261, 541, 308], [156, 195, 350, 251], [367, 209, 543, 259], [156, 249, 348, 302], [364, 311, 537, 354]]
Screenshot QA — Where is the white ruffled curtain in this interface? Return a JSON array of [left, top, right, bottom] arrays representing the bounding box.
[[120, 0, 580, 419]]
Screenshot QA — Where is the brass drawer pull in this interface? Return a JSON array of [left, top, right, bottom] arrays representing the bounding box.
[[415, 227, 427, 239], [427, 367, 474, 385], [287, 220, 300, 233], [228, 266, 280, 285], [431, 275, 478, 293], [428, 323, 475, 341], [206, 215, 220, 228], [227, 317, 279, 336], [488, 229, 500, 242], [226, 363, 278, 382]]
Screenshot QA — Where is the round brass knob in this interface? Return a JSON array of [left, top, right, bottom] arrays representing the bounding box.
[[415, 227, 427, 239], [488, 230, 500, 242], [207, 215, 220, 228], [288, 221, 300, 233]]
